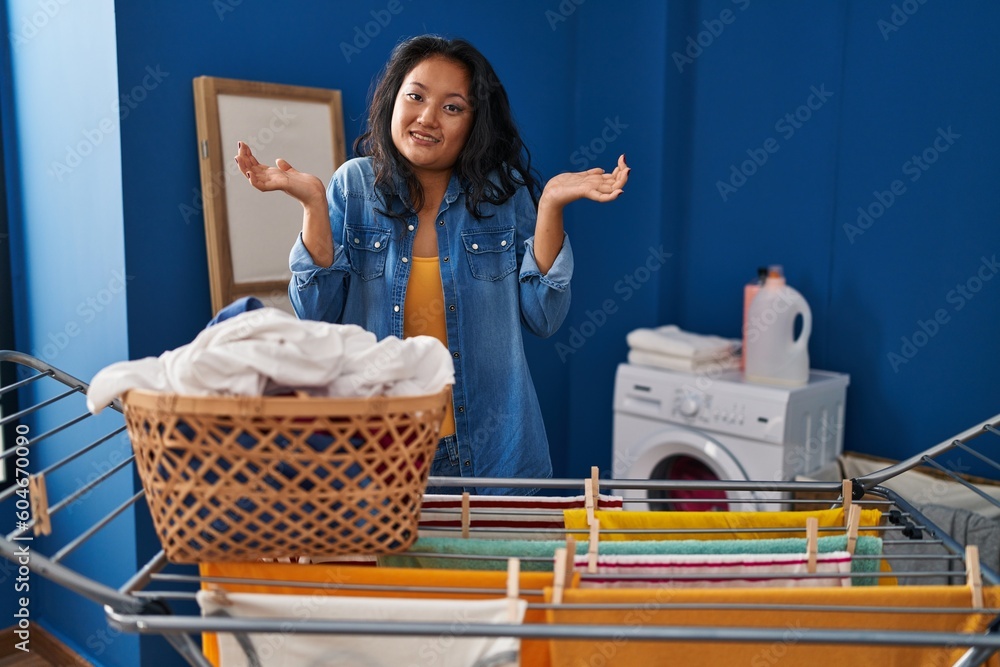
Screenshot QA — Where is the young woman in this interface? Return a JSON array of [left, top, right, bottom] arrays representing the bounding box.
[[234, 35, 628, 494]]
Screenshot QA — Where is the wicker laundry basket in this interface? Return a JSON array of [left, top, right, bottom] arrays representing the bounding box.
[[122, 387, 449, 563]]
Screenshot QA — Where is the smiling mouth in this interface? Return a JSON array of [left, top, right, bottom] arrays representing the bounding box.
[[410, 131, 440, 144]]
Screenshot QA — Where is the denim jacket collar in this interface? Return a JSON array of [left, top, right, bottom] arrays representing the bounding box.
[[388, 163, 466, 211]]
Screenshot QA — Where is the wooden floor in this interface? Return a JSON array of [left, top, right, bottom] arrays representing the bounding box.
[[0, 627, 91, 667], [0, 653, 57, 666]]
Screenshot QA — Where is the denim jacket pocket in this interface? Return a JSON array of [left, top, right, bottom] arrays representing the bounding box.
[[345, 225, 390, 281], [461, 227, 516, 281]]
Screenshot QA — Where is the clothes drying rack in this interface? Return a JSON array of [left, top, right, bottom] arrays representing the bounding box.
[[2, 349, 1000, 666]]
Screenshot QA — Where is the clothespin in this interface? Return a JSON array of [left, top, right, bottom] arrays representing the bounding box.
[[587, 518, 600, 574], [461, 491, 471, 539], [506, 557, 521, 622], [846, 504, 861, 556], [841, 480, 853, 527], [966, 545, 984, 610], [208, 585, 232, 607], [29, 474, 51, 536], [552, 536, 576, 605], [591, 466, 600, 505], [806, 517, 819, 574], [552, 547, 568, 605], [584, 478, 595, 526]]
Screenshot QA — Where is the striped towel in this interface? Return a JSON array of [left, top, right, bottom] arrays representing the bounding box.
[[418, 493, 623, 540], [573, 551, 853, 588]]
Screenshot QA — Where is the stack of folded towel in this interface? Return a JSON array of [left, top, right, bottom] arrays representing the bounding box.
[[626, 324, 740, 373]]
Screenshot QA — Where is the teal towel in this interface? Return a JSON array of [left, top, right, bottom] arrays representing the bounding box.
[[379, 535, 883, 585]]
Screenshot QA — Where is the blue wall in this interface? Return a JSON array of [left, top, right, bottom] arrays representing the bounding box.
[[113, 0, 1000, 487], [673, 0, 1000, 473], [4, 0, 138, 665], [4, 1, 1000, 664]]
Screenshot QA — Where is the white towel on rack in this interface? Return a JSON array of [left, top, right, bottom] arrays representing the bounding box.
[[626, 325, 739, 360], [197, 590, 525, 667], [572, 551, 853, 588], [86, 308, 454, 414]]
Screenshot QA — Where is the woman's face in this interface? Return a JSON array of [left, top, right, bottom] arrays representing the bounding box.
[[391, 56, 474, 180]]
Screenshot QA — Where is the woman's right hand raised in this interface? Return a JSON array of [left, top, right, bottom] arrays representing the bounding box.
[[234, 141, 326, 209]]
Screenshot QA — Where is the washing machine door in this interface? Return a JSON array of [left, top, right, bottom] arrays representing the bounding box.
[[616, 423, 762, 512]]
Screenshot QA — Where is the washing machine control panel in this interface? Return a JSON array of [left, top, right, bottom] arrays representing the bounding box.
[[677, 393, 702, 418], [670, 388, 786, 441], [673, 390, 743, 424]]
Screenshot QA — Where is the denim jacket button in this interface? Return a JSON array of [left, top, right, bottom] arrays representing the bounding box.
[[449, 305, 456, 311], [452, 352, 460, 359], [401, 257, 408, 263], [393, 305, 400, 312], [457, 406, 464, 413], [443, 256, 449, 262], [464, 460, 471, 467], [373, 241, 381, 249], [471, 243, 479, 250], [438, 219, 444, 226], [407, 224, 415, 231]]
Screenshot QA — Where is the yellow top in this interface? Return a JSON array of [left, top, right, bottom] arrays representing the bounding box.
[[404, 256, 455, 437]]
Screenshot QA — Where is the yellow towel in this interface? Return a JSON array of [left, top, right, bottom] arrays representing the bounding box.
[[199, 561, 574, 667], [545, 585, 1000, 666], [564, 508, 882, 541]]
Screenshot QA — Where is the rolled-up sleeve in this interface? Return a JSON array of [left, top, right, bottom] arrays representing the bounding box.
[[288, 175, 350, 323], [516, 187, 573, 338]]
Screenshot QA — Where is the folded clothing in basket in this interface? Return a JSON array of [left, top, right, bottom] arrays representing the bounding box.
[[197, 589, 526, 667], [86, 307, 454, 413]]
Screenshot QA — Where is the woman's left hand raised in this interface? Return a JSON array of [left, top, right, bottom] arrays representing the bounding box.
[[540, 154, 630, 209]]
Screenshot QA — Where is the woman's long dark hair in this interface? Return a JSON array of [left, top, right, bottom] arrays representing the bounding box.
[[353, 35, 541, 220]]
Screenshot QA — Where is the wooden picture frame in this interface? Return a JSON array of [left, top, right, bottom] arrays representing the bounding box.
[[192, 76, 346, 314]]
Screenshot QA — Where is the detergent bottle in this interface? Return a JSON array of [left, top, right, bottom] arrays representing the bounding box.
[[740, 266, 768, 371], [744, 265, 812, 386]]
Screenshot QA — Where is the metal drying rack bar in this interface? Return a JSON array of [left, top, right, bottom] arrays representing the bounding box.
[[2, 350, 1000, 666]]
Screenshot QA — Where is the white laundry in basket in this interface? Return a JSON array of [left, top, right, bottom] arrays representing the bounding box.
[[87, 307, 454, 414]]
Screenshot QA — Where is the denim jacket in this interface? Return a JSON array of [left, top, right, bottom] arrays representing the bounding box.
[[288, 158, 573, 491]]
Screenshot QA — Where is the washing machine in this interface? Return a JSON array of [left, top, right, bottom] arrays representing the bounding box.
[[612, 363, 849, 511]]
